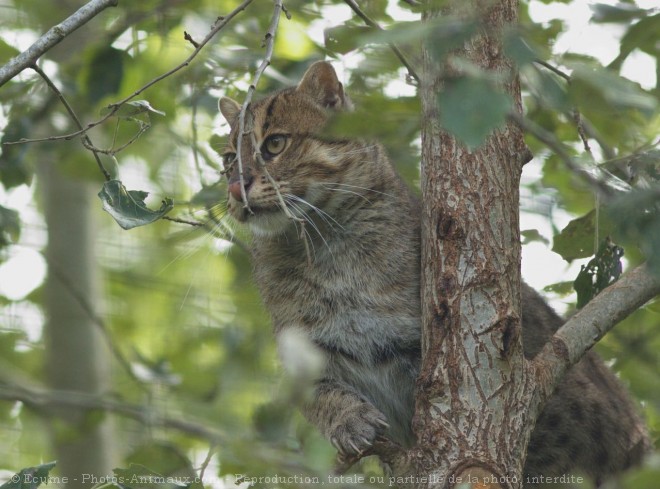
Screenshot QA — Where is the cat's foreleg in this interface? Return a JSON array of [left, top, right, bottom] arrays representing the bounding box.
[[304, 378, 390, 457]]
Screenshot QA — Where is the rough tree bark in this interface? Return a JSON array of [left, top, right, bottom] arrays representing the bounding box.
[[390, 1, 660, 488], [413, 0, 532, 487]]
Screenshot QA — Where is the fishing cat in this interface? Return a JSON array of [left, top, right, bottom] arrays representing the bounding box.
[[218, 61, 650, 481]]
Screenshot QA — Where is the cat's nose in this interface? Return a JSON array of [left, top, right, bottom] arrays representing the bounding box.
[[228, 175, 254, 202]]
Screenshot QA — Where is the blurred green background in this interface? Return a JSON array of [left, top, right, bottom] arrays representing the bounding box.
[[0, 0, 658, 487]]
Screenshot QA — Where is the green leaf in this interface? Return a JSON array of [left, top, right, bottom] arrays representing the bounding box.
[[324, 25, 371, 55], [86, 46, 124, 104], [253, 401, 292, 442], [428, 18, 479, 62], [610, 14, 660, 70], [552, 209, 615, 261], [570, 65, 657, 115], [102, 101, 166, 121], [503, 29, 539, 67], [574, 238, 624, 309], [543, 281, 574, 296], [527, 68, 571, 112], [0, 204, 20, 248], [126, 442, 198, 487], [521, 229, 549, 245], [98, 180, 173, 230], [0, 39, 19, 61], [607, 189, 660, 276], [438, 77, 512, 150], [590, 3, 649, 23], [0, 462, 57, 489]]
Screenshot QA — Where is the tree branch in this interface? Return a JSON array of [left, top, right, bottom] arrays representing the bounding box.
[[0, 380, 227, 444], [234, 0, 285, 212], [532, 60, 616, 160], [509, 111, 625, 199], [532, 264, 660, 403], [2, 0, 254, 147], [0, 0, 119, 87], [343, 0, 420, 85], [30, 64, 112, 181]]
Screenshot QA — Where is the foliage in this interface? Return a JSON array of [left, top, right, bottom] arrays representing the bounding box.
[[0, 462, 56, 489], [98, 180, 174, 230], [573, 237, 624, 309], [0, 0, 658, 486]]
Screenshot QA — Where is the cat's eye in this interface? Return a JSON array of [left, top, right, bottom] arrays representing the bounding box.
[[262, 135, 287, 158]]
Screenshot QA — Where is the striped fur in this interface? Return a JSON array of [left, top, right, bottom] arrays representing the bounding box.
[[219, 62, 649, 481]]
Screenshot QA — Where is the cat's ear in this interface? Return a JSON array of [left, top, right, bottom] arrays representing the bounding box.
[[297, 61, 350, 110], [219, 97, 241, 126]]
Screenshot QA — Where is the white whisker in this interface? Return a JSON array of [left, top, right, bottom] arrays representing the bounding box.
[[286, 198, 332, 255], [322, 182, 394, 198], [285, 194, 345, 232], [321, 185, 373, 204]]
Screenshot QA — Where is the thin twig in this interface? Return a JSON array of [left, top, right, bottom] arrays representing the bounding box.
[[532, 60, 616, 160], [0, 0, 119, 87], [184, 31, 200, 49], [0, 381, 227, 444], [572, 110, 593, 156], [30, 64, 112, 180], [508, 111, 615, 199], [235, 0, 286, 212], [107, 0, 254, 114], [80, 120, 150, 156], [198, 446, 216, 481], [163, 215, 205, 226], [3, 0, 254, 148], [343, 0, 420, 85], [533, 59, 570, 82]]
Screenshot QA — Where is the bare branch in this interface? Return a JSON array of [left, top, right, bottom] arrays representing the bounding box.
[[234, 0, 286, 212], [509, 111, 621, 199], [3, 0, 254, 147], [533, 264, 660, 403], [532, 60, 616, 160], [343, 0, 420, 85], [533, 59, 570, 82], [109, 1, 254, 111], [0, 380, 227, 444], [0, 0, 119, 87], [30, 64, 112, 180]]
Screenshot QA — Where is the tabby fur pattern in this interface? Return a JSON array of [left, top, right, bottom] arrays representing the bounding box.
[[218, 61, 649, 482]]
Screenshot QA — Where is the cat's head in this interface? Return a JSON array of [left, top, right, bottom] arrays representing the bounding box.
[[219, 61, 351, 237]]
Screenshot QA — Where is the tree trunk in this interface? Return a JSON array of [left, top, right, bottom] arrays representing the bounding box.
[[411, 0, 531, 487], [41, 162, 116, 487]]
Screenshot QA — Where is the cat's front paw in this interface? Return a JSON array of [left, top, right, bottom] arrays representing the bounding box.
[[329, 403, 389, 456]]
